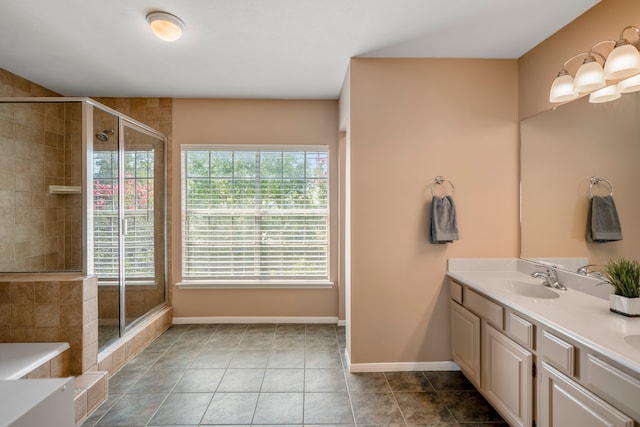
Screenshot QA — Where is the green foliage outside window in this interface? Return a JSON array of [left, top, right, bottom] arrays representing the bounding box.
[[182, 148, 329, 280]]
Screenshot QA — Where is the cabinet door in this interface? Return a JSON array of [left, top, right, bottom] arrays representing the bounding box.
[[450, 301, 481, 388], [482, 323, 533, 427], [538, 362, 633, 427]]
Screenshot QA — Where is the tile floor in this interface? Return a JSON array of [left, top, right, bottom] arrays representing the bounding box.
[[81, 324, 506, 427]]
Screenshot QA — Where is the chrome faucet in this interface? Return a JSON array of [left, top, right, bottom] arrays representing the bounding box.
[[531, 267, 567, 290], [577, 264, 610, 285], [576, 264, 596, 275]]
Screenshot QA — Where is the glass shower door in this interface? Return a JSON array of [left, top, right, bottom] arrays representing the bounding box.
[[92, 109, 166, 352], [92, 109, 121, 350], [121, 121, 166, 331]]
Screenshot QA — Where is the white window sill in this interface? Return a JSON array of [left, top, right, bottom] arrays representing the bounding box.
[[176, 279, 334, 290]]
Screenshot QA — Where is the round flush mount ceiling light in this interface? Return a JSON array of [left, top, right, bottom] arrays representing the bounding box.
[[146, 11, 185, 42]]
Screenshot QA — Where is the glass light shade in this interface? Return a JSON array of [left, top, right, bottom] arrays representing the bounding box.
[[573, 60, 605, 92], [147, 12, 185, 42], [618, 73, 640, 93], [549, 73, 579, 103], [603, 43, 640, 80], [589, 85, 621, 103]]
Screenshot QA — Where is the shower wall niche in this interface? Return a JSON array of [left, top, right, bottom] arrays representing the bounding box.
[[0, 98, 167, 354]]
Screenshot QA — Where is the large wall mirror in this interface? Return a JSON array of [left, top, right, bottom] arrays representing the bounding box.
[[520, 92, 640, 272]]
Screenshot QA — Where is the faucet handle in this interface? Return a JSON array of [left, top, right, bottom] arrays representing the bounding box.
[[577, 264, 597, 275]]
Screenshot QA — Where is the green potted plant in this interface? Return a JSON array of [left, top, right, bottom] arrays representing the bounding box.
[[603, 258, 640, 317]]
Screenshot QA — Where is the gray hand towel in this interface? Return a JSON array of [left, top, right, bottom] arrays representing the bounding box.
[[587, 195, 622, 242], [430, 195, 459, 244]]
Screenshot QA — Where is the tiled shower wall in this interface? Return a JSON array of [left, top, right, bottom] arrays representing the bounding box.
[[0, 69, 83, 271], [64, 104, 83, 269], [0, 70, 174, 276], [1, 68, 172, 353], [98, 285, 165, 323], [0, 68, 59, 98]]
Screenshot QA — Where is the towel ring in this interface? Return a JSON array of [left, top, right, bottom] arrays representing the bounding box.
[[430, 176, 455, 197], [589, 176, 613, 197]]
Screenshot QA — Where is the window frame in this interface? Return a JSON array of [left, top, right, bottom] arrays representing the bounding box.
[[177, 144, 334, 289]]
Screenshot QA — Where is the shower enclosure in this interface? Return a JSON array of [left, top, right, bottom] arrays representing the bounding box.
[[0, 97, 167, 352]]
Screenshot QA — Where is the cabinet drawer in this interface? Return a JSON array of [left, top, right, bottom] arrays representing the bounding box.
[[449, 281, 463, 304], [463, 289, 503, 329], [539, 330, 574, 376], [505, 311, 534, 350], [586, 354, 640, 421]]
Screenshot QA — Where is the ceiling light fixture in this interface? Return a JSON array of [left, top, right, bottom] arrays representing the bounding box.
[[549, 26, 640, 104], [146, 11, 185, 42]]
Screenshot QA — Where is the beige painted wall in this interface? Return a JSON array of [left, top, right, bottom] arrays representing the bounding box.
[[348, 58, 519, 364], [519, 0, 640, 119], [170, 99, 341, 318]]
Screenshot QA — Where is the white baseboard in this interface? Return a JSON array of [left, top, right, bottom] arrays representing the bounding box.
[[337, 319, 346, 326], [343, 348, 352, 367], [172, 316, 339, 324], [343, 348, 459, 372]]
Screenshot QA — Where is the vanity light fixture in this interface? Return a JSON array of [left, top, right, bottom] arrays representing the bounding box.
[[146, 11, 185, 42], [618, 73, 640, 93], [573, 51, 606, 93], [549, 25, 640, 104], [603, 26, 640, 80], [549, 69, 579, 103], [589, 84, 621, 103]]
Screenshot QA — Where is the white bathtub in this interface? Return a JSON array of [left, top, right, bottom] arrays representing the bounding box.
[[0, 343, 69, 380]]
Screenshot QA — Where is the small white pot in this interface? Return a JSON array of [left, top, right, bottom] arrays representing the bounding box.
[[610, 294, 640, 317]]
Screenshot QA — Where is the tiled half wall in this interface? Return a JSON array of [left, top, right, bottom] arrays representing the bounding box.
[[0, 273, 98, 374]]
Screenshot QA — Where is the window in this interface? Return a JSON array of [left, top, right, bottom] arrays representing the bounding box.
[[93, 150, 156, 279], [180, 145, 329, 285]]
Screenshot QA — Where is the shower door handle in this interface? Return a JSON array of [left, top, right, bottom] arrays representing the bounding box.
[[122, 218, 128, 236]]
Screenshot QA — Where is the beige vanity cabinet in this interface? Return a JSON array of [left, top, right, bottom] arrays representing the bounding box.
[[482, 323, 533, 427], [538, 362, 633, 427], [537, 327, 636, 427], [450, 300, 481, 388], [449, 280, 533, 427], [449, 276, 640, 427]]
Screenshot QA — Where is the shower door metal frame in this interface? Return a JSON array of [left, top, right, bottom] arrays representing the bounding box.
[[115, 116, 168, 335], [86, 100, 168, 337]]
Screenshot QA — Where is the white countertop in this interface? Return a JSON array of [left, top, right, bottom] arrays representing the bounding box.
[[0, 343, 70, 380], [447, 259, 640, 376]]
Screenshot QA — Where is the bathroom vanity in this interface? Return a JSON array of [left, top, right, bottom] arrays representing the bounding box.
[[448, 259, 640, 427]]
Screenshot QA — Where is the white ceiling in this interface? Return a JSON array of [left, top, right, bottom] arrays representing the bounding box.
[[0, 0, 599, 99]]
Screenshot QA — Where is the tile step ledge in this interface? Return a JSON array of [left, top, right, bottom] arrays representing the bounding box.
[[73, 371, 108, 426]]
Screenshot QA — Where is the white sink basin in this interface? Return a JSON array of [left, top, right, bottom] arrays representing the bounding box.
[[500, 279, 560, 299]]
